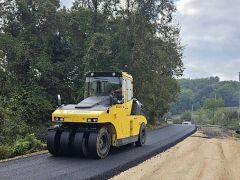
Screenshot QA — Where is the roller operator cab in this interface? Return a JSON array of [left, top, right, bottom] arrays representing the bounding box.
[[47, 72, 147, 159]]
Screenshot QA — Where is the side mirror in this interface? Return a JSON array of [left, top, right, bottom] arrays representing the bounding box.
[[57, 94, 62, 107]]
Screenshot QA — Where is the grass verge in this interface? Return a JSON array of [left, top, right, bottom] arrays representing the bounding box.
[[0, 134, 46, 161]]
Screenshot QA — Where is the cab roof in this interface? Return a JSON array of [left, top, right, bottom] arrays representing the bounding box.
[[86, 71, 133, 80]]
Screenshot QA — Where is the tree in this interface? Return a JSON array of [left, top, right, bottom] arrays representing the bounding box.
[[122, 0, 183, 122], [83, 33, 115, 71], [0, 0, 60, 141], [171, 77, 240, 114], [0, 0, 183, 145], [180, 111, 192, 121], [203, 98, 224, 124]]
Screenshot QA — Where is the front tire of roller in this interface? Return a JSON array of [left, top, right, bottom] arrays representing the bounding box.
[[59, 131, 73, 155], [73, 132, 87, 157], [47, 129, 61, 156], [88, 127, 111, 159]]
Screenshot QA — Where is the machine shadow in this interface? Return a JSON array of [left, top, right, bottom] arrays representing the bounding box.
[[47, 143, 138, 160]]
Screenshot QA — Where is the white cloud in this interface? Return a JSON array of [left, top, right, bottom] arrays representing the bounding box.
[[183, 58, 240, 81], [175, 0, 240, 81]]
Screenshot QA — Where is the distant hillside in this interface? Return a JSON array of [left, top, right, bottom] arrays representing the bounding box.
[[171, 77, 240, 114]]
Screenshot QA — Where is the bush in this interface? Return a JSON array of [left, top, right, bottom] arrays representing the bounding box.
[[28, 125, 48, 142], [173, 118, 182, 124], [12, 134, 46, 156], [180, 111, 192, 121], [0, 145, 12, 160]]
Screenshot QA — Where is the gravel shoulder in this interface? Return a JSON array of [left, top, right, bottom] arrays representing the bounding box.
[[112, 130, 240, 180]]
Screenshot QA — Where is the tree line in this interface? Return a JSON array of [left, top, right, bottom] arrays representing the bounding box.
[[0, 0, 183, 148], [171, 77, 240, 114]]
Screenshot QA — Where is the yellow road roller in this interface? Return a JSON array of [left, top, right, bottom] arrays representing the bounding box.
[[47, 72, 147, 158]]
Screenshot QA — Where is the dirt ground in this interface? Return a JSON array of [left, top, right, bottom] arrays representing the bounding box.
[[112, 130, 240, 180]]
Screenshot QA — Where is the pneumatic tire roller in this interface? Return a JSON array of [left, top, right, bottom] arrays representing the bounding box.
[[47, 72, 147, 159]]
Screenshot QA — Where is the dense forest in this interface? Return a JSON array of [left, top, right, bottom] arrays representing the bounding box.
[[0, 0, 183, 157], [171, 77, 240, 114]]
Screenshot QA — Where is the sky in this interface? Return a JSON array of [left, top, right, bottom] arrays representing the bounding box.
[[61, 0, 73, 8], [61, 0, 240, 81], [175, 0, 240, 81]]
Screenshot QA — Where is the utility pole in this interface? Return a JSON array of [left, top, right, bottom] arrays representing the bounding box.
[[191, 104, 194, 123], [238, 72, 240, 120]]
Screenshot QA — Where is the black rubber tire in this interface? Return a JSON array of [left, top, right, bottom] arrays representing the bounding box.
[[87, 132, 98, 158], [136, 123, 146, 146], [87, 127, 111, 159], [83, 132, 90, 157], [59, 131, 73, 155], [47, 129, 61, 156], [73, 132, 87, 157]]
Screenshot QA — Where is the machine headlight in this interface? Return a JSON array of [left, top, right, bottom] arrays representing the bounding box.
[[87, 118, 98, 122], [54, 117, 64, 121]]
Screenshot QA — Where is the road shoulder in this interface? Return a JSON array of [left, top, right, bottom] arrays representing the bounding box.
[[111, 131, 240, 180]]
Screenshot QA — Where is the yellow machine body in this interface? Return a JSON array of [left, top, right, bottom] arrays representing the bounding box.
[[52, 72, 147, 147], [52, 101, 147, 146]]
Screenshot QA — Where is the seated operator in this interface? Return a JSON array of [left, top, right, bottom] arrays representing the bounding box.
[[110, 87, 123, 103]]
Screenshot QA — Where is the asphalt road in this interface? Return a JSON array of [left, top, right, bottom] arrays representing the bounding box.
[[0, 124, 196, 180]]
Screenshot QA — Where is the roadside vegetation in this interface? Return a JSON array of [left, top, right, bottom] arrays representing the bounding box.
[[0, 134, 46, 160], [170, 77, 240, 130], [1, 1, 238, 161], [171, 77, 240, 114], [0, 0, 183, 159]]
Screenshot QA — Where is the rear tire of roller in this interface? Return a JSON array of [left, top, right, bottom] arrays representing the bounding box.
[[136, 123, 146, 146]]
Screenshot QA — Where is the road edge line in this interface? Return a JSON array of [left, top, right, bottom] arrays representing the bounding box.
[[0, 150, 48, 164]]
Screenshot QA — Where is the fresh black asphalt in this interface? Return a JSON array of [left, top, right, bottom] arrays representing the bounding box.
[[0, 124, 196, 180]]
